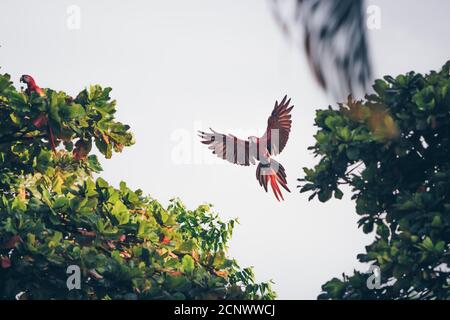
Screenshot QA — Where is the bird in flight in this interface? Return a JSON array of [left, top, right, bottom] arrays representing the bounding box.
[[198, 96, 293, 201]]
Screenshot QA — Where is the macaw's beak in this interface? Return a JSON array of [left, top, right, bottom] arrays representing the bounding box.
[[20, 75, 25, 83]]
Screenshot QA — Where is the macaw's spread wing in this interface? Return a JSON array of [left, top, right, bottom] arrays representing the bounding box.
[[260, 95, 294, 156], [198, 129, 257, 166]]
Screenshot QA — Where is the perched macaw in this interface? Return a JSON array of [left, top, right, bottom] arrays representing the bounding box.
[[20, 74, 57, 152], [198, 95, 294, 201], [20, 75, 45, 97]]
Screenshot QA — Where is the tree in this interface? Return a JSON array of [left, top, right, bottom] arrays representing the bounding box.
[[299, 61, 450, 299], [0, 72, 275, 300]]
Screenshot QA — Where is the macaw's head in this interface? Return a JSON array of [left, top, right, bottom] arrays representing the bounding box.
[[20, 74, 45, 97], [20, 74, 36, 86]]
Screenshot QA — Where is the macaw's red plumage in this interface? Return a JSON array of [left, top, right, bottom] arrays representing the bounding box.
[[198, 95, 294, 201], [20, 74, 57, 152], [20, 74, 45, 97], [31, 113, 48, 128], [0, 256, 11, 269]]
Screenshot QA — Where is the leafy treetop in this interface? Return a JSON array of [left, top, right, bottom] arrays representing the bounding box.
[[299, 61, 450, 299], [0, 72, 275, 300]]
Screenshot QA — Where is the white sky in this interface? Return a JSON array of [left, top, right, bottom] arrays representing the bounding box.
[[1, 0, 449, 299]]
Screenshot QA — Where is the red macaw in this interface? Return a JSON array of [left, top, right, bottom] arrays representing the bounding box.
[[198, 95, 294, 201], [20, 75, 57, 152], [20, 75, 45, 97]]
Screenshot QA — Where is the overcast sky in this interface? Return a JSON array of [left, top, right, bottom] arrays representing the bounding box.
[[1, 0, 449, 299]]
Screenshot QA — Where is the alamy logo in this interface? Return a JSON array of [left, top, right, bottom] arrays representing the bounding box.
[[66, 265, 81, 290], [66, 5, 81, 30], [366, 265, 381, 290], [366, 5, 381, 30]]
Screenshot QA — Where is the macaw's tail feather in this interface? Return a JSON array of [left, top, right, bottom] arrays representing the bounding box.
[[48, 125, 57, 153], [256, 159, 290, 201]]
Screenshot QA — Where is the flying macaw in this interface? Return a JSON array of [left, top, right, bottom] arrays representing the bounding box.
[[198, 95, 294, 201], [20, 74, 57, 152]]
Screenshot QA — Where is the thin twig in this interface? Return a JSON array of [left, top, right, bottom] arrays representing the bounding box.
[[346, 161, 364, 176]]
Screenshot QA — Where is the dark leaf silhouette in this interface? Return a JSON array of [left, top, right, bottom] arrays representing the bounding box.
[[272, 0, 372, 98]]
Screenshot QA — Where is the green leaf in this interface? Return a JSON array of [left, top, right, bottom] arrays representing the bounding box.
[[53, 197, 68, 209], [59, 103, 86, 121], [111, 201, 130, 225], [178, 240, 198, 253], [345, 147, 360, 160], [318, 189, 332, 202], [96, 177, 109, 189], [420, 237, 434, 251], [334, 188, 343, 200], [181, 255, 195, 273]]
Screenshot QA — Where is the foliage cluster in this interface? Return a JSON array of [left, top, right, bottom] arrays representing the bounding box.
[[300, 61, 450, 299], [0, 73, 274, 299]]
